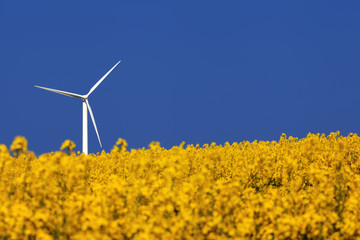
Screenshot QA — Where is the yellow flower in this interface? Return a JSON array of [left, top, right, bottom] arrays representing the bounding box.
[[10, 136, 28, 155], [0, 144, 9, 155], [60, 139, 76, 152], [149, 141, 161, 150], [111, 138, 128, 153]]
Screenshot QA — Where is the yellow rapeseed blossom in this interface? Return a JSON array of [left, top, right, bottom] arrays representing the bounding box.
[[149, 141, 161, 150], [10, 136, 27, 156], [1, 132, 360, 239], [0, 144, 9, 155], [60, 139, 76, 152], [111, 138, 128, 153]]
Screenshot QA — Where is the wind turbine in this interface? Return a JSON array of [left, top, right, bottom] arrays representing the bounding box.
[[35, 60, 121, 155]]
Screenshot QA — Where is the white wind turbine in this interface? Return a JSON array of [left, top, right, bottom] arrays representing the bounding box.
[[35, 60, 121, 155]]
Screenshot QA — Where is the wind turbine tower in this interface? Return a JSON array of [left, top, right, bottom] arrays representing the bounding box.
[[35, 60, 121, 154]]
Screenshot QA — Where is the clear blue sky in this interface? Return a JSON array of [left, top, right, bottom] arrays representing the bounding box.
[[1, 1, 360, 154]]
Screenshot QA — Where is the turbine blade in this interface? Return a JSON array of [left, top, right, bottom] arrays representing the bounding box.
[[85, 99, 102, 148], [86, 60, 121, 97], [35, 85, 83, 98]]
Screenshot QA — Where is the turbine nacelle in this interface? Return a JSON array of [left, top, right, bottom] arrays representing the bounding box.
[[35, 60, 121, 154]]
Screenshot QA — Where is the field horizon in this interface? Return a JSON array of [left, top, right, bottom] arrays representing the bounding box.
[[1, 132, 360, 239]]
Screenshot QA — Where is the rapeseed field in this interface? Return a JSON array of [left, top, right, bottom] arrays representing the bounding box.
[[1, 132, 360, 239]]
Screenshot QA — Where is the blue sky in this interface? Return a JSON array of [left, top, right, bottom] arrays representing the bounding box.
[[1, 1, 360, 154]]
